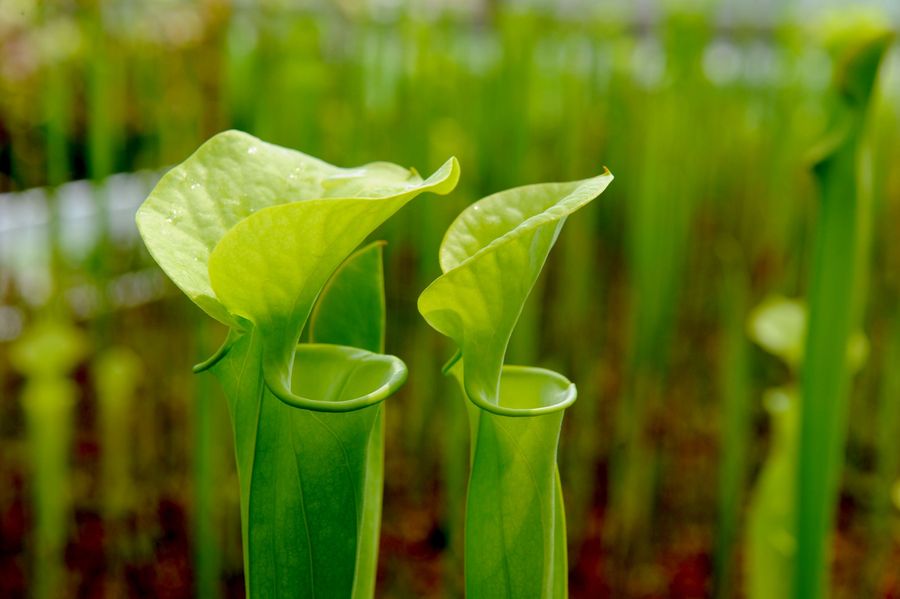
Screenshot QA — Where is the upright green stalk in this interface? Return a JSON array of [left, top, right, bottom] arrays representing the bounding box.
[[85, 4, 115, 238], [794, 21, 892, 599], [93, 347, 140, 518], [11, 320, 87, 599], [92, 347, 141, 592], [419, 172, 613, 597], [136, 130, 458, 598], [713, 263, 751, 599], [612, 60, 703, 556], [40, 0, 72, 293]]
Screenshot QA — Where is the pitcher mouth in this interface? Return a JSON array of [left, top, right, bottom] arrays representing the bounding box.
[[495, 365, 577, 413], [453, 363, 577, 418], [264, 343, 407, 413]]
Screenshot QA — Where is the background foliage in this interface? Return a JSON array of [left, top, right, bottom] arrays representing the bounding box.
[[0, 1, 899, 597]]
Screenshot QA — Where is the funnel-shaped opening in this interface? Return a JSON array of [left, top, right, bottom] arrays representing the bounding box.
[[281, 344, 407, 411], [493, 365, 577, 415]]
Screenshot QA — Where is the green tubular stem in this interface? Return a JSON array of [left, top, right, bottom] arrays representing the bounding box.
[[713, 267, 751, 599], [210, 332, 397, 598], [794, 28, 892, 599], [452, 363, 574, 598], [22, 380, 77, 599]]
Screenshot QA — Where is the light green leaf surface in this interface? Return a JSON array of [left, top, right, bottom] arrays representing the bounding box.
[[206, 181, 460, 410], [136, 132, 459, 598], [419, 172, 613, 415], [136, 129, 458, 327], [418, 172, 612, 598]]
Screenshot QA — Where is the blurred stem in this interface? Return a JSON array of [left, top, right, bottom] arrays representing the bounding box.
[[85, 3, 115, 288], [794, 128, 860, 599], [42, 58, 70, 300], [194, 321, 222, 599], [93, 347, 140, 598], [611, 374, 660, 564], [23, 380, 76, 599], [713, 265, 751, 599], [794, 34, 888, 595], [612, 84, 695, 561], [867, 317, 900, 596], [43, 62, 70, 190], [440, 379, 469, 596]]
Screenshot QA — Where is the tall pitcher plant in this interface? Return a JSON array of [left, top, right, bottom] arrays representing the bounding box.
[[136, 130, 459, 597], [794, 17, 892, 599], [419, 172, 613, 597]]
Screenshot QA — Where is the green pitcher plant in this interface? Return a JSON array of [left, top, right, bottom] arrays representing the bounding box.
[[136, 130, 459, 598], [745, 296, 867, 599], [793, 16, 892, 599], [418, 172, 613, 597]]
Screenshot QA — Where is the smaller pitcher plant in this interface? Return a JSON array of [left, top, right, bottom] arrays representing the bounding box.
[[418, 172, 613, 597], [11, 319, 88, 599], [136, 130, 459, 598], [744, 296, 867, 599]]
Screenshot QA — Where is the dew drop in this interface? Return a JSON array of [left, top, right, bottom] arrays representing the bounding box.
[[247, 146, 258, 155]]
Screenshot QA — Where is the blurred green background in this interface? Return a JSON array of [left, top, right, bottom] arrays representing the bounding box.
[[1, 0, 899, 597]]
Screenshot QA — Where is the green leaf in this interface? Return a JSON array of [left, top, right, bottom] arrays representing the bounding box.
[[419, 172, 613, 415], [418, 172, 613, 597], [136, 129, 459, 328]]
